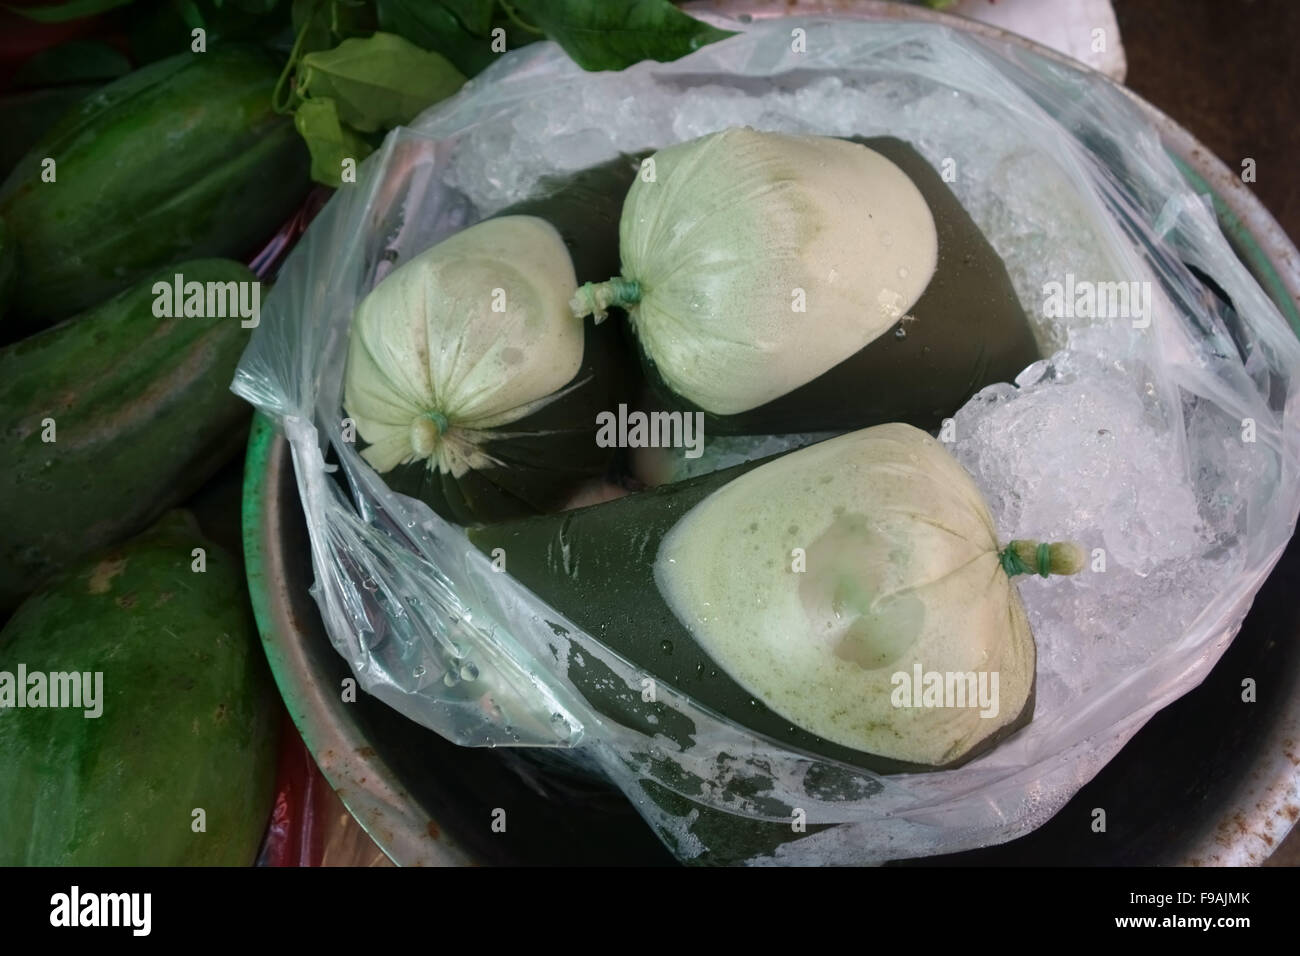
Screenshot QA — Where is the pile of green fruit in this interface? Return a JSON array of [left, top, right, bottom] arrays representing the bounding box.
[[0, 42, 308, 866], [0, 0, 740, 867]]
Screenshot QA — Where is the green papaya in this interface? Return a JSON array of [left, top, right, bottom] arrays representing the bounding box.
[[0, 259, 256, 608], [369, 315, 629, 525], [345, 158, 642, 526], [472, 425, 1085, 862], [0, 44, 309, 329], [0, 512, 278, 866], [470, 424, 1085, 775], [574, 132, 1040, 434]]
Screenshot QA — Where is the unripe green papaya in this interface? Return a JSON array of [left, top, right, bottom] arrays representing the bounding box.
[[0, 45, 309, 329], [0, 259, 256, 608], [0, 512, 278, 866], [575, 133, 1040, 434], [469, 425, 1074, 775], [349, 156, 642, 525]]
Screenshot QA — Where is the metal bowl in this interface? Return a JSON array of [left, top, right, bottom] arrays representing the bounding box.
[[242, 2, 1300, 865]]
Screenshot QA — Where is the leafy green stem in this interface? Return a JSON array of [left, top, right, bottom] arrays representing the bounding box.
[[273, 0, 321, 115]]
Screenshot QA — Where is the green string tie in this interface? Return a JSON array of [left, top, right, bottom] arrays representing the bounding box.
[[999, 541, 1053, 578]]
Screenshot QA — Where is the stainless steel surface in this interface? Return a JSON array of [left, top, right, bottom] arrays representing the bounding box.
[[246, 422, 474, 866]]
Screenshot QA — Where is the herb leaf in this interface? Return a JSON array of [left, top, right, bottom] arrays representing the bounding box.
[[508, 0, 734, 72], [441, 0, 495, 36], [298, 32, 465, 133], [293, 96, 373, 187], [375, 0, 506, 77]]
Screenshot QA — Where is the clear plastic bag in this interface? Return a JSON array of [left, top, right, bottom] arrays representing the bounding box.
[[233, 15, 1300, 864]]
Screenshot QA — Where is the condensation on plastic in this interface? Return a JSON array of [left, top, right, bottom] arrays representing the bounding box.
[[232, 17, 1300, 863]]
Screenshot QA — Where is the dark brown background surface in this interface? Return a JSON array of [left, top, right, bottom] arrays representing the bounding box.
[[1115, 0, 1299, 245], [1114, 0, 1299, 867]]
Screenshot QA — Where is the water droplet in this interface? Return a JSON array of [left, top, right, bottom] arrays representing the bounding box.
[[361, 577, 378, 591], [894, 326, 907, 339], [659, 640, 673, 655], [443, 671, 459, 687], [413, 664, 426, 678], [459, 661, 479, 682]]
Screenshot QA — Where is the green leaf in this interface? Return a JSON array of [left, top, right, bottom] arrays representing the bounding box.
[[375, 0, 503, 76], [441, 0, 494, 35], [298, 32, 465, 133], [5, 0, 135, 23], [11, 40, 132, 88], [293, 95, 373, 187], [508, 0, 734, 72]]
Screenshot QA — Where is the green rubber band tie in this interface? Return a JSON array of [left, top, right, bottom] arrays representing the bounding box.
[[999, 546, 1031, 578], [1036, 542, 1051, 578], [611, 277, 642, 307], [576, 278, 643, 317], [999, 541, 1056, 578]]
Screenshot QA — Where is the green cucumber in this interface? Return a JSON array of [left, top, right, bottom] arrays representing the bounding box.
[[615, 136, 1041, 434], [0, 512, 278, 866], [356, 158, 642, 526], [0, 44, 309, 329], [0, 259, 256, 608]]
